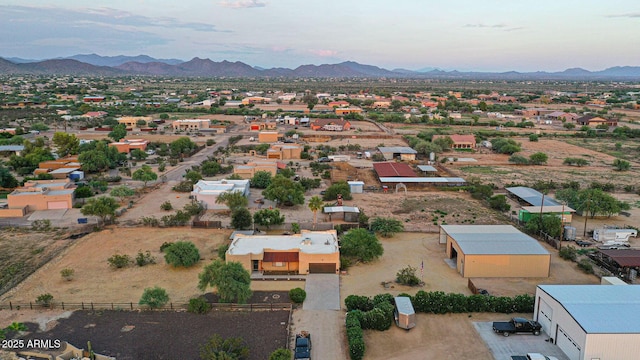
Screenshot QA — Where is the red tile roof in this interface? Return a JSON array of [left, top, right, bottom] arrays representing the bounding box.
[[373, 162, 417, 177]]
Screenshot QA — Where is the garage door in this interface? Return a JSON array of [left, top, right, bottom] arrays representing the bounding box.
[[537, 299, 553, 336], [308, 263, 336, 273], [556, 326, 581, 360], [47, 201, 68, 210]]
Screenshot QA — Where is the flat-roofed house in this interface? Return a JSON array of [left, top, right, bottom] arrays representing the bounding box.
[[191, 179, 250, 210], [226, 230, 340, 274]]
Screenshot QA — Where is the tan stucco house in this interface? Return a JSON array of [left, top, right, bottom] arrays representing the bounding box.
[[226, 230, 340, 274]]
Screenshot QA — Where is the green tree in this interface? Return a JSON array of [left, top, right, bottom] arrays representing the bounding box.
[[525, 215, 562, 238], [308, 196, 324, 229], [433, 136, 454, 150], [80, 196, 119, 224], [341, 228, 384, 262], [130, 148, 148, 160], [262, 175, 305, 206], [370, 217, 404, 238], [199, 334, 249, 360], [185, 170, 203, 183], [231, 207, 253, 230], [488, 195, 511, 212], [0, 166, 18, 188], [529, 152, 548, 165], [253, 209, 285, 229], [215, 191, 248, 211], [491, 138, 521, 154], [108, 123, 127, 142], [110, 185, 135, 202], [164, 241, 201, 268], [613, 159, 631, 171], [52, 132, 79, 157], [132, 165, 158, 187], [74, 186, 94, 199], [201, 160, 222, 176], [250, 171, 272, 189], [138, 286, 169, 309], [198, 260, 252, 303], [322, 181, 352, 201], [170, 137, 197, 157]]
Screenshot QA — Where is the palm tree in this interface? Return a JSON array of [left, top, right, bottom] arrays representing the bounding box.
[[308, 196, 324, 230]]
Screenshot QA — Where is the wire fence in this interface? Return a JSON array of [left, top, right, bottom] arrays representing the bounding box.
[[0, 301, 292, 312]]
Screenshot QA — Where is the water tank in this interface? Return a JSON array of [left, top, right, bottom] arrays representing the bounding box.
[[429, 152, 435, 161], [564, 226, 577, 241], [630, 269, 637, 281]]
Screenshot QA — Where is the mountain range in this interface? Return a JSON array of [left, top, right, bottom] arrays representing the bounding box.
[[2, 54, 640, 80]]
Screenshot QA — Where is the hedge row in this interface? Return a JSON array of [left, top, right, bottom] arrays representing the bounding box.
[[345, 312, 365, 360], [343, 291, 535, 360]]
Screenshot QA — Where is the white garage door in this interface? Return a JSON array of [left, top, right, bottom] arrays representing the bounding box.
[[47, 201, 68, 210], [557, 326, 581, 360], [538, 299, 553, 336]]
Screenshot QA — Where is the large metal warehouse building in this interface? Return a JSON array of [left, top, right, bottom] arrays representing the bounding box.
[[535, 284, 640, 360], [440, 225, 550, 277]]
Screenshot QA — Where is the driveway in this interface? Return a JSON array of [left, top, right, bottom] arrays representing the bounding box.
[[303, 274, 340, 310], [474, 322, 569, 360]]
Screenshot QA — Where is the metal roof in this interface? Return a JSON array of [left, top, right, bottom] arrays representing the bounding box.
[[506, 187, 561, 206], [377, 146, 417, 154], [49, 167, 80, 174], [394, 296, 415, 315], [324, 206, 360, 214], [441, 225, 550, 255], [538, 285, 640, 333], [598, 249, 640, 267], [379, 177, 465, 184], [521, 205, 575, 213], [417, 165, 437, 172], [373, 162, 417, 177], [0, 145, 24, 152]]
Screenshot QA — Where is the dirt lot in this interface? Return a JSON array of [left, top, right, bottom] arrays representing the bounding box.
[[341, 232, 599, 360], [17, 309, 290, 360], [0, 228, 231, 304], [0, 229, 72, 297], [447, 137, 640, 188]]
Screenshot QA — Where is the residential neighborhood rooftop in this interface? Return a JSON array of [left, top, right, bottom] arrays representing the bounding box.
[[228, 230, 339, 255]]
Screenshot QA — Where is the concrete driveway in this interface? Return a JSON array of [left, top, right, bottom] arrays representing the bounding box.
[[303, 274, 340, 310], [474, 322, 569, 360]]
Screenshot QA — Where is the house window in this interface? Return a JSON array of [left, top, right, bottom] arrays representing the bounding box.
[[273, 262, 285, 267]]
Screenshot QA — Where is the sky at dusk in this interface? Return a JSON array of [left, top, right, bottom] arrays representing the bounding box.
[[1, 0, 639, 72]]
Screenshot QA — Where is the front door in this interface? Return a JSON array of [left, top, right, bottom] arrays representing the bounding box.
[[252, 260, 259, 272]]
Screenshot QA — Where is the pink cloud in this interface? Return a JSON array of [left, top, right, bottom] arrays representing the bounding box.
[[309, 49, 338, 57]]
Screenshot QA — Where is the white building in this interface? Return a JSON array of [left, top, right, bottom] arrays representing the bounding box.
[[535, 284, 640, 360], [191, 179, 250, 210]]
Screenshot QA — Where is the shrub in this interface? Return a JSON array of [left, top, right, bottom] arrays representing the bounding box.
[[340, 228, 384, 263], [345, 295, 374, 312], [36, 293, 53, 307], [559, 246, 578, 262], [160, 201, 173, 210], [164, 241, 201, 268], [160, 241, 174, 252], [31, 219, 52, 231], [396, 265, 421, 286], [183, 201, 205, 216], [60, 268, 75, 281], [139, 286, 169, 309], [529, 134, 539, 142], [577, 259, 594, 274], [217, 243, 229, 261], [206, 139, 216, 146], [361, 306, 393, 331], [172, 180, 193, 192], [289, 288, 307, 304], [291, 222, 300, 234], [135, 250, 157, 266], [347, 322, 365, 360], [268, 348, 292, 360], [107, 253, 132, 269], [187, 297, 212, 314], [142, 216, 159, 227], [488, 195, 511, 212], [369, 217, 404, 238]]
